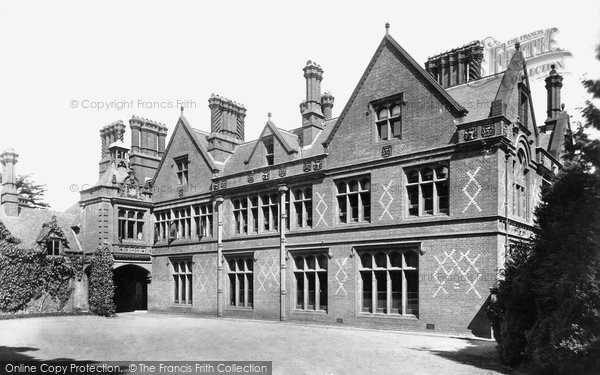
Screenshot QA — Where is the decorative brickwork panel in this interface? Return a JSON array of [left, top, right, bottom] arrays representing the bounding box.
[[313, 159, 322, 171], [256, 253, 279, 292], [462, 166, 482, 213], [334, 257, 351, 296], [432, 249, 482, 298], [481, 123, 495, 137], [463, 127, 478, 141], [378, 180, 395, 221], [381, 145, 392, 158], [315, 191, 328, 227]]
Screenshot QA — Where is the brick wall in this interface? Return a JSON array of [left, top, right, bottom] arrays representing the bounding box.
[[153, 123, 213, 202]]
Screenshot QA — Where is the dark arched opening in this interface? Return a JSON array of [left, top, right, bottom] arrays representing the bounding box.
[[113, 265, 148, 312]]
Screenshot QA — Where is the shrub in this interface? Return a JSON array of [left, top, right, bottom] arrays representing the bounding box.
[[88, 246, 116, 317]]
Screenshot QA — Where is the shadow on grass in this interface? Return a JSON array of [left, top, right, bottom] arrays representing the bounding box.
[[414, 339, 519, 375], [0, 346, 129, 374]]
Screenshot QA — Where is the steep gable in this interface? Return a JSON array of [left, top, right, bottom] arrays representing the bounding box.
[[325, 34, 466, 147], [152, 116, 216, 202], [243, 119, 299, 169], [492, 46, 539, 137], [324, 34, 467, 167]]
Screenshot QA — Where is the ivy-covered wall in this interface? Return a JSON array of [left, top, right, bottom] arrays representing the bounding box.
[[0, 217, 86, 316]]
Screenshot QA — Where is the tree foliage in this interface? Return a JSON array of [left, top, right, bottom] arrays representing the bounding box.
[[490, 165, 600, 374], [487, 240, 536, 365], [526, 164, 600, 374], [567, 45, 600, 172], [88, 246, 116, 317], [16, 174, 50, 209], [489, 45, 600, 374]]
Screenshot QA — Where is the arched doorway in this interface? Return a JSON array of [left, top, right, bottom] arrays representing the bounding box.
[[113, 265, 149, 312]]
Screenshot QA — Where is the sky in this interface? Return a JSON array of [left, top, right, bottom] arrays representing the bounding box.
[[1, 0, 599, 211]]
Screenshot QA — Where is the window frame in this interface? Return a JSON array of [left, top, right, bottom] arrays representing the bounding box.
[[193, 203, 213, 238], [264, 139, 274, 166], [512, 150, 528, 220], [171, 258, 193, 306], [335, 177, 371, 224], [46, 238, 61, 257], [118, 207, 145, 240], [232, 193, 281, 235], [357, 249, 419, 317], [175, 156, 189, 186], [172, 206, 192, 240], [154, 210, 171, 242], [226, 256, 254, 309], [405, 165, 449, 217], [291, 187, 313, 230], [293, 253, 328, 312], [372, 93, 405, 142]]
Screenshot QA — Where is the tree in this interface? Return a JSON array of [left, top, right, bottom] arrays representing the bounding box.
[[567, 45, 600, 172], [487, 240, 537, 366], [525, 164, 600, 374], [88, 246, 116, 317], [16, 174, 50, 209], [488, 44, 600, 374]]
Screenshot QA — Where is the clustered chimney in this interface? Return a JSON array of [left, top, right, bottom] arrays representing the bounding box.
[[1, 148, 19, 216], [321, 92, 335, 120], [99, 120, 126, 159], [299, 60, 334, 145], [207, 94, 246, 163], [543, 64, 563, 131], [425, 41, 484, 88], [209, 94, 246, 141], [128, 116, 168, 182], [129, 116, 168, 157], [99, 120, 126, 176]]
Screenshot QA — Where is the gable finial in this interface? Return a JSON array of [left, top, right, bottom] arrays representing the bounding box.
[[385, 22, 390, 35], [180, 106, 184, 117], [268, 112, 272, 119]]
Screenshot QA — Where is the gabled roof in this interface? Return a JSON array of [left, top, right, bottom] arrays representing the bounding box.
[[324, 33, 467, 146], [547, 112, 572, 159], [446, 73, 504, 122], [244, 119, 299, 164], [494, 48, 525, 105], [96, 161, 129, 186], [493, 47, 539, 136], [0, 206, 81, 251], [152, 116, 217, 181]]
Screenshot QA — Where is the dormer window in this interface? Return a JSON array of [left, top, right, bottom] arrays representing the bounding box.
[[372, 93, 404, 141], [264, 140, 274, 166], [46, 238, 61, 256], [175, 156, 189, 186]]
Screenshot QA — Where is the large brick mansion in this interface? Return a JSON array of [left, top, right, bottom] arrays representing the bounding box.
[[1, 28, 571, 336]]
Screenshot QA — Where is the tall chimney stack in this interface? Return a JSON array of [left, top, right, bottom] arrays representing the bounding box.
[[321, 92, 335, 120], [300, 60, 327, 145], [425, 41, 484, 88], [129, 116, 168, 182], [545, 64, 563, 128], [99, 120, 126, 177], [207, 94, 246, 162], [1, 148, 20, 216]]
